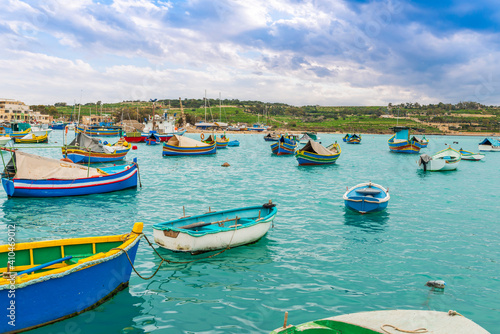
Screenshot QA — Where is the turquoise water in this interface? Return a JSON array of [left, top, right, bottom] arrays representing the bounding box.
[[1, 132, 499, 333]]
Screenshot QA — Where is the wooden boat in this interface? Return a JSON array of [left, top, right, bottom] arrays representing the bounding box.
[[271, 135, 298, 155], [14, 132, 48, 144], [0, 223, 143, 333], [296, 140, 341, 165], [298, 133, 313, 144], [125, 111, 186, 142], [388, 127, 421, 153], [459, 149, 485, 161], [304, 132, 318, 140], [343, 182, 389, 213], [270, 309, 488, 334], [1, 149, 138, 197], [145, 132, 161, 145], [0, 136, 12, 147], [478, 137, 500, 152], [62, 133, 131, 163], [343, 133, 361, 144], [264, 133, 280, 141], [49, 121, 67, 130], [216, 134, 229, 149], [153, 201, 277, 253], [162, 134, 216, 156], [227, 140, 240, 147], [75, 124, 122, 137], [417, 147, 461, 171]]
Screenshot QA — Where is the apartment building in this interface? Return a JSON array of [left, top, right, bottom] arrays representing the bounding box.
[[0, 99, 30, 122]]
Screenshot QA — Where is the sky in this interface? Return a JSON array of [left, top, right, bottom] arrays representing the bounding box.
[[1, 0, 500, 106]]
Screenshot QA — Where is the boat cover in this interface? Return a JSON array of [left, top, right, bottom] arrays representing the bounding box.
[[301, 140, 336, 155], [5, 151, 102, 180], [167, 134, 210, 147], [69, 133, 106, 153], [479, 137, 500, 146]]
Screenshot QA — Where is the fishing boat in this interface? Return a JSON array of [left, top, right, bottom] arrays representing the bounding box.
[[1, 149, 138, 197], [270, 309, 488, 334], [387, 126, 421, 153], [264, 133, 280, 142], [14, 132, 49, 143], [227, 140, 240, 147], [0, 136, 11, 147], [271, 135, 298, 155], [296, 140, 341, 166], [62, 133, 131, 163], [304, 132, 318, 140], [49, 121, 67, 130], [3, 123, 50, 139], [0, 223, 143, 333], [216, 134, 229, 149], [298, 133, 313, 144], [478, 137, 500, 152], [343, 182, 390, 213], [417, 146, 461, 171], [459, 149, 485, 161], [343, 133, 361, 144], [152, 201, 277, 253], [227, 125, 240, 131], [75, 124, 122, 137], [248, 123, 267, 132], [145, 132, 161, 145], [136, 111, 186, 142], [162, 134, 216, 156], [419, 135, 429, 147]]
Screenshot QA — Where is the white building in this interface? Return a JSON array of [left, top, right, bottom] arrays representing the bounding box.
[[0, 99, 30, 122]]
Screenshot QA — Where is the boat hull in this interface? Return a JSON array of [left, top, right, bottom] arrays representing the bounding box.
[[479, 144, 500, 152], [271, 142, 296, 155], [76, 126, 121, 137], [62, 148, 130, 163], [343, 182, 390, 214], [14, 133, 48, 144], [1, 163, 138, 197], [162, 142, 216, 156], [0, 235, 140, 333], [296, 151, 340, 165], [417, 159, 460, 171]]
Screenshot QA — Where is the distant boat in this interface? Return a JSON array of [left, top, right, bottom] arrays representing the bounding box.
[[145, 132, 161, 145], [0, 136, 12, 147], [459, 149, 485, 161], [271, 135, 298, 155], [388, 126, 421, 153], [62, 133, 131, 163], [295, 140, 341, 165], [343, 133, 361, 144], [76, 124, 122, 137], [162, 134, 216, 156], [298, 133, 313, 144], [14, 132, 48, 144], [417, 146, 461, 171], [227, 140, 240, 147], [270, 309, 489, 334], [227, 125, 240, 131], [478, 137, 500, 152], [216, 134, 229, 149], [49, 121, 67, 130], [1, 149, 138, 197], [264, 133, 280, 141], [248, 123, 266, 132], [152, 201, 277, 254], [0, 223, 143, 333], [343, 182, 390, 213], [304, 132, 318, 140]]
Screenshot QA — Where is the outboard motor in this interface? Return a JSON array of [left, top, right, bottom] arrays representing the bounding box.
[[418, 154, 431, 171]]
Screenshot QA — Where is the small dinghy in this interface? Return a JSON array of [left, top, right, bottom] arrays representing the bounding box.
[[153, 201, 277, 254], [343, 182, 389, 213], [270, 309, 489, 334], [227, 140, 240, 147], [459, 149, 485, 161], [417, 146, 461, 171]]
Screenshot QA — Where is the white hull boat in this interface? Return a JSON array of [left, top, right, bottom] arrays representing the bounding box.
[[418, 147, 461, 171]]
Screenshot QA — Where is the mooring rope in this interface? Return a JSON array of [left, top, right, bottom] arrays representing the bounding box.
[[380, 324, 428, 333]]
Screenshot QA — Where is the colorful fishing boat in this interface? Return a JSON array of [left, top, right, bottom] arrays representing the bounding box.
[[296, 140, 341, 166], [270, 310, 488, 334], [227, 140, 240, 147], [1, 149, 138, 197], [162, 134, 216, 156], [419, 135, 429, 147], [153, 201, 277, 254], [417, 146, 461, 171], [387, 126, 421, 153], [75, 124, 122, 137], [216, 134, 229, 149], [271, 135, 298, 155], [343, 182, 390, 213], [62, 133, 131, 163], [14, 132, 49, 143], [145, 132, 161, 145], [478, 137, 500, 152], [0, 223, 143, 333], [264, 133, 280, 142], [343, 133, 361, 144], [459, 149, 485, 161]]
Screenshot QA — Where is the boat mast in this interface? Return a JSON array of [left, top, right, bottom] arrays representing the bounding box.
[[204, 90, 207, 122], [219, 92, 222, 122], [78, 89, 82, 124]]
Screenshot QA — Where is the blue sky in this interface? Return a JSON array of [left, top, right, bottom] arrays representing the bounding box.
[[1, 0, 499, 106]]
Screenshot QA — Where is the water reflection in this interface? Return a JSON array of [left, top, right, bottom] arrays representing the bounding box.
[[343, 208, 389, 233]]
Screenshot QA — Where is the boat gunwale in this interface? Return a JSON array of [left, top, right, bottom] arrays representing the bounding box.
[[343, 182, 390, 204]]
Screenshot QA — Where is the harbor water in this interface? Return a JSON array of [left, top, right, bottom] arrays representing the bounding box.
[[1, 131, 499, 333]]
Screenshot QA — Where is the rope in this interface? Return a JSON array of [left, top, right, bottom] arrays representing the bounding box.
[[381, 324, 427, 334], [448, 310, 463, 317]]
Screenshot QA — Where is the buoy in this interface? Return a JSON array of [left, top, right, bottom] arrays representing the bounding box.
[[132, 145, 138, 150], [425, 280, 446, 289], [221, 162, 230, 167], [103, 141, 108, 145]]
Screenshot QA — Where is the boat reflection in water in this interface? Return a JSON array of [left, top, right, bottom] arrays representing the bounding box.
[[343, 208, 390, 233]]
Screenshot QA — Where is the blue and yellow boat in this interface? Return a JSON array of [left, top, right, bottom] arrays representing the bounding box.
[[162, 134, 216, 156], [343, 133, 361, 144], [0, 223, 143, 333], [75, 125, 122, 137], [271, 135, 297, 155], [295, 140, 341, 165], [216, 134, 229, 149], [387, 127, 421, 153]]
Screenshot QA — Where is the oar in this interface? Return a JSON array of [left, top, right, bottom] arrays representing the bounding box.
[[180, 217, 240, 230], [18, 256, 73, 276]]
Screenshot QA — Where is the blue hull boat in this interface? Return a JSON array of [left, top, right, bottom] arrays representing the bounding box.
[[228, 140, 240, 147], [0, 223, 142, 333], [343, 182, 390, 213]]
